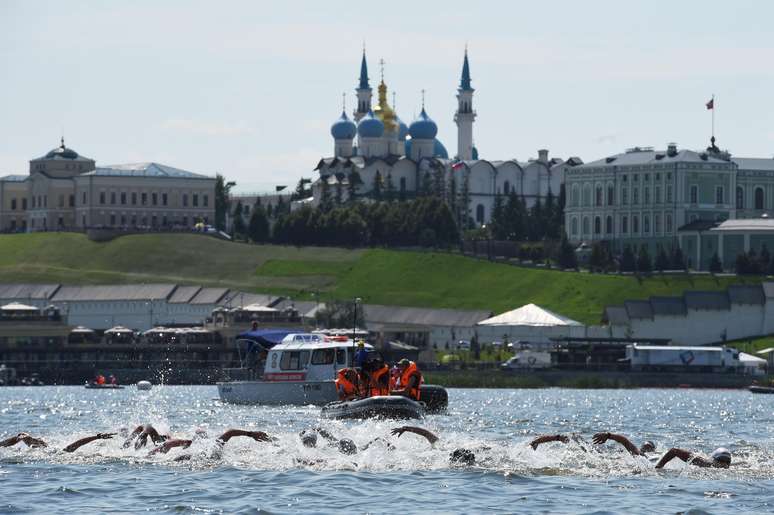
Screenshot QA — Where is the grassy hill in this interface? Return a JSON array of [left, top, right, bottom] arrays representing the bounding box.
[[0, 233, 762, 324]]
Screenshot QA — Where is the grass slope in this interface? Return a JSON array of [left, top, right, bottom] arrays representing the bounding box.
[[0, 233, 762, 324]]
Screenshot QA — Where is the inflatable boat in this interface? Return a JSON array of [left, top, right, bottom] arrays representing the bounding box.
[[749, 385, 774, 394], [321, 395, 425, 420], [84, 383, 124, 390]]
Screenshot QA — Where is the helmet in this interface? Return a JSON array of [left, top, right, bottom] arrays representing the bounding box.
[[398, 358, 410, 367], [357, 341, 365, 348], [711, 447, 731, 464]]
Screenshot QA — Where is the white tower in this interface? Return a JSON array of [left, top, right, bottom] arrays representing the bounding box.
[[454, 49, 476, 160], [354, 50, 372, 122]]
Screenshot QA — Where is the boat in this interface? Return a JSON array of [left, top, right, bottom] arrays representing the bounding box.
[[84, 383, 124, 389], [749, 385, 774, 394], [217, 332, 448, 410], [321, 395, 425, 420]]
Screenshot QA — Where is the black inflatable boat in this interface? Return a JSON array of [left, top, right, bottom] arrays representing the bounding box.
[[321, 395, 425, 420]]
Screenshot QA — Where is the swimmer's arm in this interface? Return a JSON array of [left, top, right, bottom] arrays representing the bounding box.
[[315, 428, 338, 443], [122, 425, 144, 448], [529, 434, 569, 450], [148, 438, 192, 455], [143, 425, 168, 444], [63, 433, 115, 453], [592, 432, 643, 456], [390, 426, 438, 445], [361, 437, 395, 451], [0, 433, 26, 447], [655, 448, 711, 468], [217, 429, 272, 443]]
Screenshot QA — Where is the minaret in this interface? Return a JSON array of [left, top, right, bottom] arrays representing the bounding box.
[[454, 48, 476, 160], [354, 48, 372, 122]]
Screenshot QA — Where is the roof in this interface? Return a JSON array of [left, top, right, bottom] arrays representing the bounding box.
[[363, 304, 491, 328], [649, 296, 687, 317], [478, 303, 582, 326], [733, 157, 774, 171], [167, 286, 202, 304], [223, 291, 279, 308], [727, 285, 765, 305], [624, 300, 653, 320], [32, 140, 93, 162], [0, 174, 27, 182], [739, 352, 767, 364], [603, 306, 630, 325], [684, 291, 730, 311], [82, 162, 212, 180], [763, 282, 774, 298], [577, 148, 731, 169], [51, 284, 177, 302], [709, 219, 774, 232], [1, 302, 38, 311], [678, 220, 719, 232], [189, 287, 230, 305], [0, 283, 60, 300], [631, 344, 734, 352]]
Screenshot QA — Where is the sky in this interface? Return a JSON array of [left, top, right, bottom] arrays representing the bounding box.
[[2, 0, 774, 193]]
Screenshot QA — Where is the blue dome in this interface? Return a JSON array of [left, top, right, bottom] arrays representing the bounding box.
[[330, 111, 356, 140], [396, 115, 409, 140], [409, 108, 437, 140], [404, 138, 412, 156], [471, 146, 479, 160], [434, 139, 449, 159], [357, 110, 384, 138]]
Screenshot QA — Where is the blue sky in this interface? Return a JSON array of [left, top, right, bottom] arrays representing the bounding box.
[[2, 0, 773, 192]]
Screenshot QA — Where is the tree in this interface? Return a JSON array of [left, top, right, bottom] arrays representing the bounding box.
[[292, 178, 311, 201], [232, 201, 245, 239], [588, 242, 605, 272], [620, 245, 636, 272], [761, 245, 771, 273], [556, 235, 578, 270], [247, 204, 270, 243], [654, 246, 669, 272], [319, 177, 332, 212], [736, 252, 751, 275], [347, 171, 361, 202], [636, 245, 652, 273], [420, 171, 432, 197], [214, 174, 233, 231], [709, 252, 723, 273], [459, 172, 471, 230], [372, 171, 383, 201], [670, 246, 686, 271], [385, 172, 395, 202], [748, 248, 760, 274]]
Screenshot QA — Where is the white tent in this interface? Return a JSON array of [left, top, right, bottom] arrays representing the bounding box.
[[1, 302, 39, 312], [478, 304, 582, 327]]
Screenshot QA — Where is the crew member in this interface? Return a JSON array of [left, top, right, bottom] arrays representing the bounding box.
[[390, 359, 422, 401], [368, 360, 390, 397], [335, 368, 358, 401], [354, 341, 369, 368]]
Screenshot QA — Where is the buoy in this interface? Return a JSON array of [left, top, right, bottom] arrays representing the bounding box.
[[137, 380, 152, 391]]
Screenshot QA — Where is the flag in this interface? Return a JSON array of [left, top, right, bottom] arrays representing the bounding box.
[[706, 98, 714, 110], [452, 161, 464, 171]]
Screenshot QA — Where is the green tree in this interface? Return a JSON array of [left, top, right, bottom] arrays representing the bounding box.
[[736, 252, 751, 275], [214, 174, 233, 231], [670, 246, 686, 270], [232, 201, 245, 239], [556, 234, 578, 269], [620, 245, 636, 272], [654, 246, 670, 272], [709, 252, 723, 273], [347, 171, 362, 202], [385, 172, 395, 202], [636, 245, 652, 273], [247, 204, 270, 243], [372, 171, 383, 200]]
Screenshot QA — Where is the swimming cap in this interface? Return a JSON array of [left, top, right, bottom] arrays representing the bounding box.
[[338, 438, 357, 455], [449, 448, 476, 465], [640, 441, 656, 453], [300, 431, 318, 448], [711, 448, 731, 463]]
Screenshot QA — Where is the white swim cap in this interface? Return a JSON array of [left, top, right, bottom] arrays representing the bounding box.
[[711, 447, 731, 463]]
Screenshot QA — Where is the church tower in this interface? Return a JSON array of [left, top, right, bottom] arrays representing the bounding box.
[[354, 50, 372, 122], [454, 49, 476, 160]]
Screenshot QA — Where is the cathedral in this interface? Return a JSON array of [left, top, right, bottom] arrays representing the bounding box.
[[312, 50, 580, 226]]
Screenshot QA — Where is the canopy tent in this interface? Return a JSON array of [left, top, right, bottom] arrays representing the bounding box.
[[740, 352, 767, 365], [478, 304, 582, 327], [1, 302, 39, 312], [105, 326, 134, 334], [238, 304, 278, 313], [70, 326, 95, 334]]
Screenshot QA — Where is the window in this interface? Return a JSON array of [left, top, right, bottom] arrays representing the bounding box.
[[605, 215, 612, 234], [595, 186, 603, 206], [162, 193, 168, 206], [203, 194, 209, 207], [151, 216, 157, 227], [690, 185, 698, 204], [736, 187, 744, 209], [121, 214, 126, 225], [666, 185, 673, 203], [594, 216, 601, 235], [583, 185, 591, 206], [82, 215, 86, 226], [655, 214, 661, 233], [667, 173, 672, 181], [152, 193, 157, 206], [476, 204, 484, 223], [193, 194, 199, 207], [141, 193, 147, 205], [572, 185, 580, 206], [110, 214, 116, 225], [643, 215, 650, 234], [582, 216, 590, 235], [621, 187, 628, 205], [162, 215, 168, 226], [99, 192, 105, 205], [82, 192, 87, 205], [715, 186, 724, 204], [571, 217, 578, 236], [644, 174, 650, 181], [755, 187, 764, 210], [311, 349, 335, 365], [655, 186, 661, 204], [279, 350, 310, 370], [622, 175, 628, 182], [644, 186, 650, 204], [632, 215, 639, 233], [607, 185, 614, 205], [32, 196, 36, 209], [336, 349, 347, 365], [655, 173, 661, 181], [244, 205, 250, 215], [57, 194, 63, 208], [183, 194, 189, 207], [131, 192, 137, 205], [69, 194, 74, 207], [10, 198, 16, 210], [504, 181, 510, 195], [633, 187, 639, 204], [633, 174, 639, 182], [399, 178, 406, 192], [109, 192, 115, 205], [22, 198, 27, 210]]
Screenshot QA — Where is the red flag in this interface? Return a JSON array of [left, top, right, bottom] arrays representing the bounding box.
[[452, 161, 464, 170], [706, 98, 714, 110]]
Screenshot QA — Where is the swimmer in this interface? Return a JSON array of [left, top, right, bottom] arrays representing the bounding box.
[[123, 424, 169, 449], [655, 447, 732, 469], [0, 432, 116, 453], [390, 426, 483, 466], [592, 432, 656, 456], [299, 428, 359, 455], [529, 434, 571, 450], [148, 428, 208, 456]]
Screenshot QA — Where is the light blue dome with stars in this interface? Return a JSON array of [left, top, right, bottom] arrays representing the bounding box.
[[409, 108, 438, 140], [357, 110, 384, 138], [330, 111, 357, 140]]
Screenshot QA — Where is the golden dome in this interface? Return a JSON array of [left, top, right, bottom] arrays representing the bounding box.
[[373, 80, 397, 133]]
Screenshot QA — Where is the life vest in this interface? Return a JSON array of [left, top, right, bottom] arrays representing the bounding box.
[[369, 365, 390, 397], [389, 367, 401, 391], [399, 361, 423, 401], [335, 369, 356, 400]]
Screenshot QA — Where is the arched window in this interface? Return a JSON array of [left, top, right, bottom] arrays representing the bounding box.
[[633, 187, 639, 204], [399, 177, 406, 192], [571, 185, 580, 207], [666, 214, 673, 233], [582, 216, 590, 235], [583, 184, 592, 206], [607, 185, 614, 205], [654, 214, 661, 233], [476, 204, 485, 223], [605, 215, 613, 234], [595, 186, 603, 206], [755, 187, 764, 210], [632, 215, 639, 234], [571, 217, 578, 236], [503, 181, 510, 195], [643, 215, 650, 234], [594, 216, 601, 235], [736, 186, 744, 209]]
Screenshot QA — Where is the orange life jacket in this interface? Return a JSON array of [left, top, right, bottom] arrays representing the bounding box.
[[335, 369, 356, 399], [369, 365, 390, 397], [399, 361, 423, 401]]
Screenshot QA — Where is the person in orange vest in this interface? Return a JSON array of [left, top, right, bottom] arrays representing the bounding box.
[[368, 360, 390, 397], [390, 359, 423, 401], [96, 374, 106, 385], [335, 368, 358, 401], [389, 365, 401, 391]]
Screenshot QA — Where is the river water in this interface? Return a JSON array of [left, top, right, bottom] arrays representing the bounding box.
[[1, 386, 773, 514]]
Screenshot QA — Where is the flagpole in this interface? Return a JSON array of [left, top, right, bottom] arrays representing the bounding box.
[[711, 94, 715, 139]]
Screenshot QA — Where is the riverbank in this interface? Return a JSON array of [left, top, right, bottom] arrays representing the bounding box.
[[424, 369, 759, 389]]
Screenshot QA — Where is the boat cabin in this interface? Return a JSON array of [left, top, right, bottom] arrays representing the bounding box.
[[263, 333, 374, 381]]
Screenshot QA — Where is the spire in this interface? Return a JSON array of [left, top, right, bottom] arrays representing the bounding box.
[[460, 48, 472, 91], [359, 49, 370, 90]]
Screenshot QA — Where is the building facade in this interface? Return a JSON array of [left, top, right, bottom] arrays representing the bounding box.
[[0, 139, 216, 231], [564, 139, 774, 255], [313, 51, 579, 226]]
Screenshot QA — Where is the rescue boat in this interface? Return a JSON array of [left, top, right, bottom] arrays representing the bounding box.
[[320, 395, 425, 420]]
